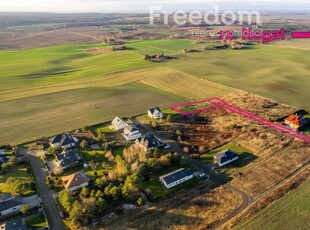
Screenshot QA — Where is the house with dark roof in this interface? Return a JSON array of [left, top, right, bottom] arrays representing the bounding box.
[[56, 149, 81, 170], [214, 149, 239, 167], [159, 168, 193, 189], [62, 171, 90, 192], [111, 116, 127, 130], [148, 107, 164, 120], [123, 125, 142, 141], [284, 113, 306, 130], [50, 133, 79, 149], [135, 135, 165, 151], [0, 218, 30, 230], [0, 195, 22, 217]]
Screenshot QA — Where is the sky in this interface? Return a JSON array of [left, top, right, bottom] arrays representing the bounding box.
[[0, 0, 309, 13]]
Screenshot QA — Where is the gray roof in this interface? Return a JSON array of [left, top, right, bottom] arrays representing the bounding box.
[[0, 194, 12, 202], [50, 133, 77, 147], [149, 107, 162, 116], [0, 195, 22, 212], [214, 149, 239, 164], [136, 136, 163, 150], [56, 149, 81, 168], [1, 218, 30, 230], [125, 125, 138, 132], [160, 168, 193, 185]]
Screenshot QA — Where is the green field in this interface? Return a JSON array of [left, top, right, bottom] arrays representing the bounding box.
[[1, 39, 309, 145], [234, 179, 310, 230]]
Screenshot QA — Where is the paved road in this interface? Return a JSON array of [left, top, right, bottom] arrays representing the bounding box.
[[132, 118, 253, 227], [27, 151, 67, 230]]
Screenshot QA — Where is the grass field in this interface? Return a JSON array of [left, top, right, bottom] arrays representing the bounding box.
[[1, 39, 309, 145], [234, 179, 310, 230], [0, 164, 33, 195], [26, 213, 47, 229], [200, 141, 252, 164]]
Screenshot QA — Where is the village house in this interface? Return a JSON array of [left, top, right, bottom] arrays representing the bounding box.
[[122, 125, 142, 141], [0, 194, 22, 218], [50, 133, 79, 149], [62, 171, 90, 192], [284, 113, 306, 130], [56, 149, 81, 170], [135, 135, 165, 151], [159, 168, 193, 189], [111, 116, 127, 130], [148, 107, 164, 120], [0, 218, 30, 230], [214, 149, 239, 167]]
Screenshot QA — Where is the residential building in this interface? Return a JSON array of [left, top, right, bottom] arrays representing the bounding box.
[[214, 149, 239, 167], [0, 149, 4, 155], [56, 149, 81, 170], [123, 125, 142, 141], [0, 218, 30, 230], [284, 113, 306, 130], [111, 116, 127, 130], [135, 135, 165, 151], [148, 107, 164, 120], [159, 168, 193, 189], [50, 133, 79, 149], [62, 171, 90, 192], [0, 194, 22, 217]]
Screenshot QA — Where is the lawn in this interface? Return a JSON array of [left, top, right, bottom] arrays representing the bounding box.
[[91, 123, 116, 135], [80, 149, 115, 178], [26, 213, 47, 229], [200, 141, 252, 164], [140, 175, 199, 200], [0, 164, 34, 195], [234, 179, 310, 230], [140, 164, 199, 200]]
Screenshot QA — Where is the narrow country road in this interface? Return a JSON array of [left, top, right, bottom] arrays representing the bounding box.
[[27, 150, 67, 230]]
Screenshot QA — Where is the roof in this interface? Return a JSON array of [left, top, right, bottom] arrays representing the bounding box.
[[0, 195, 22, 212], [148, 107, 162, 116], [160, 168, 193, 185], [62, 171, 90, 190], [56, 149, 81, 168], [112, 116, 126, 127], [214, 149, 239, 164], [1, 218, 30, 230], [0, 149, 4, 155], [124, 125, 138, 133], [0, 194, 12, 202], [285, 114, 306, 128], [50, 133, 77, 146], [136, 136, 163, 150]]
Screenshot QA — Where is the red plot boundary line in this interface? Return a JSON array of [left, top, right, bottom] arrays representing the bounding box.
[[171, 98, 310, 144]]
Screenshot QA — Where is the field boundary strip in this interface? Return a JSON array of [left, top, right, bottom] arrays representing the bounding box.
[[171, 98, 310, 144]]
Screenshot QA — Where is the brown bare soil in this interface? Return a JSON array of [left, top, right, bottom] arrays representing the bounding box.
[[102, 182, 242, 230], [0, 27, 107, 49], [231, 141, 310, 197], [221, 166, 310, 230]]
